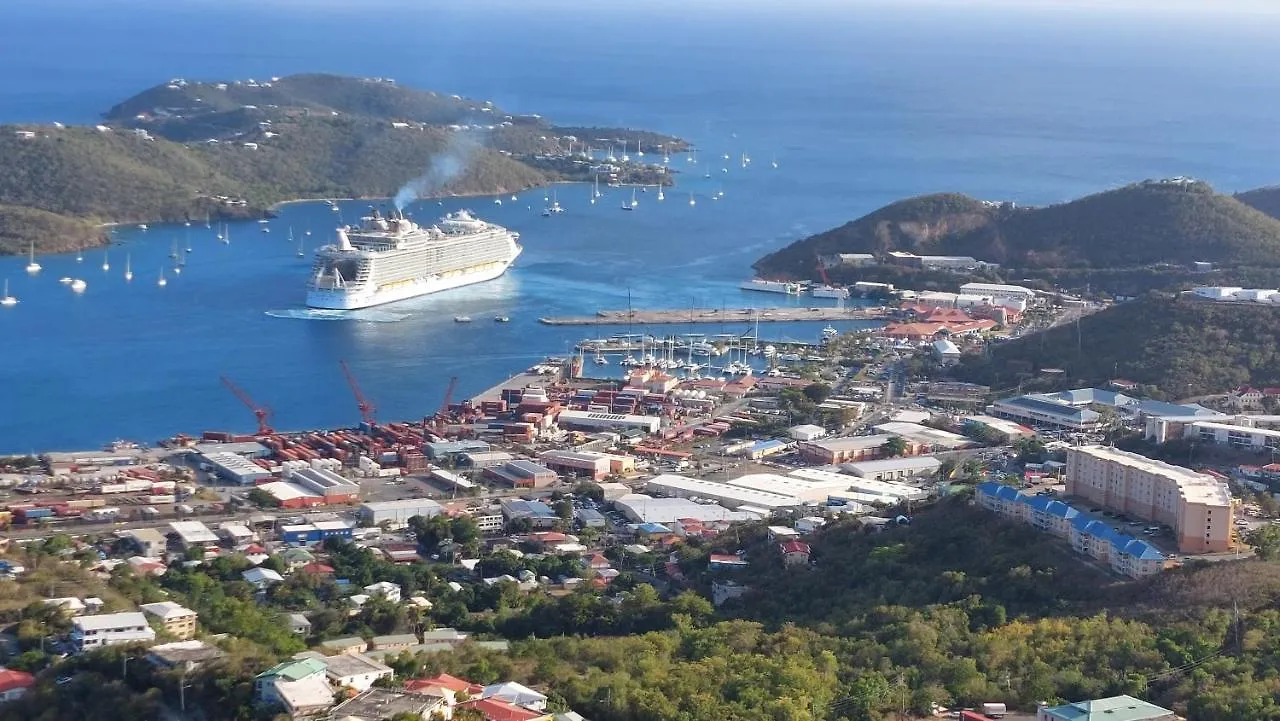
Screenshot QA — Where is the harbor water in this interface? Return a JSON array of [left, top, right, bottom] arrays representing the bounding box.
[[4, 1, 1280, 450]]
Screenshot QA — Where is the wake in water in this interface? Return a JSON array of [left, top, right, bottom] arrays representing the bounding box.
[[265, 309, 410, 323]]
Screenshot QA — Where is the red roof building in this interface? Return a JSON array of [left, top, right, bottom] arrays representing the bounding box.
[[460, 698, 544, 721], [405, 673, 484, 696], [0, 668, 35, 701], [779, 540, 812, 567], [299, 562, 334, 576]]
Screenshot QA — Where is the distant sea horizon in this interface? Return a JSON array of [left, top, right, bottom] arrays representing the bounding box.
[[3, 0, 1280, 452]]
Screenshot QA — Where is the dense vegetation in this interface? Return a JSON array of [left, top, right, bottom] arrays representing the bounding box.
[[0, 74, 683, 254], [754, 180, 1280, 287], [956, 293, 1280, 396], [11, 499, 1280, 720]]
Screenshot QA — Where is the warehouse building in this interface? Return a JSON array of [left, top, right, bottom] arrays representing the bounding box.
[[797, 434, 906, 465], [958, 282, 1036, 302], [201, 452, 271, 485], [538, 449, 636, 479], [613, 494, 761, 524], [121, 528, 167, 558], [499, 499, 559, 529], [871, 422, 972, 451], [726, 472, 851, 504], [556, 409, 661, 434], [358, 499, 444, 528], [169, 521, 218, 549], [285, 467, 360, 503], [425, 440, 490, 461], [644, 474, 804, 511], [963, 415, 1036, 443], [192, 441, 270, 459], [459, 451, 515, 469], [485, 460, 558, 489], [256, 481, 326, 509], [840, 456, 942, 481], [281, 520, 355, 546]]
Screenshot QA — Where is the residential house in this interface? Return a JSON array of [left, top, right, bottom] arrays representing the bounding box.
[[319, 637, 367, 655], [72, 612, 156, 652], [255, 658, 334, 718], [708, 553, 749, 571], [242, 567, 284, 588], [146, 640, 226, 672], [139, 601, 199, 640], [371, 634, 420, 652], [711, 580, 749, 606], [288, 613, 312, 636], [317, 651, 393, 692], [331, 688, 447, 721], [779, 540, 811, 566], [363, 581, 402, 603], [460, 697, 547, 721], [482, 681, 548, 711]]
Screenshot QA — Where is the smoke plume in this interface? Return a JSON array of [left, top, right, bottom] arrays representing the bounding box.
[[393, 131, 482, 211]]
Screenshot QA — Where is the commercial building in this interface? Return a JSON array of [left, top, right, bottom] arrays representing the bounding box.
[[991, 394, 1101, 431], [963, 414, 1036, 442], [202, 452, 272, 485], [725, 472, 849, 503], [797, 434, 905, 464], [788, 424, 827, 442], [459, 451, 516, 469], [139, 601, 198, 640], [538, 449, 635, 479], [122, 528, 167, 558], [872, 422, 972, 451], [486, 460, 558, 489], [1185, 420, 1280, 451], [168, 521, 219, 549], [926, 381, 990, 405], [499, 499, 559, 528], [281, 520, 355, 546], [1036, 694, 1178, 721], [958, 282, 1036, 302], [358, 498, 444, 527], [425, 440, 490, 461], [193, 441, 270, 458], [1065, 446, 1235, 554], [556, 409, 661, 434], [644, 474, 804, 511], [72, 612, 156, 652]]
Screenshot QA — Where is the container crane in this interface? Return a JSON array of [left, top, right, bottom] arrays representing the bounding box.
[[220, 376, 274, 435], [434, 376, 459, 430], [339, 360, 377, 426], [814, 253, 831, 286]]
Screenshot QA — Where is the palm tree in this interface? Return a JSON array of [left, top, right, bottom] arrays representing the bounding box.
[[881, 436, 909, 458]]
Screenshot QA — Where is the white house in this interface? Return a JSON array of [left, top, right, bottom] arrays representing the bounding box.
[[482, 681, 548, 711], [72, 612, 156, 652], [362, 581, 402, 603]]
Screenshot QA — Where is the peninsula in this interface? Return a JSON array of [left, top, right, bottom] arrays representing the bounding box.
[[753, 178, 1280, 294], [0, 74, 687, 255]]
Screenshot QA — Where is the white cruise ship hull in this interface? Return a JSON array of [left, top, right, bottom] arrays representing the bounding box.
[[307, 250, 520, 310]]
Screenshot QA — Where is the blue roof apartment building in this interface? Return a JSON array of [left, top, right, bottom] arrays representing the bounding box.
[[976, 482, 1168, 578]]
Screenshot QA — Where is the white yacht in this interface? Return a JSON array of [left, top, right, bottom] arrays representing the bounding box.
[[0, 279, 16, 307], [24, 242, 40, 275], [70, 279, 87, 293]]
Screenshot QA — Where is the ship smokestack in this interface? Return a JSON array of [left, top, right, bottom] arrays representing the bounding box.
[[337, 227, 354, 251]]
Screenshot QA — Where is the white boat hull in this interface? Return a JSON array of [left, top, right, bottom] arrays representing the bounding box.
[[306, 247, 521, 310], [811, 286, 850, 299]]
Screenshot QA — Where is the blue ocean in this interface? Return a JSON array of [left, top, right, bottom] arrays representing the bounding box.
[[3, 0, 1280, 452]]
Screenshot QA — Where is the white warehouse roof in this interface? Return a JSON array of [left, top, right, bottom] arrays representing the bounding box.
[[613, 494, 760, 524], [645, 474, 803, 510], [169, 521, 218, 545]]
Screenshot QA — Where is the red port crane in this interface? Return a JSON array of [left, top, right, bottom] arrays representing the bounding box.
[[434, 376, 459, 430], [220, 376, 274, 435], [814, 253, 831, 286], [339, 360, 377, 425]]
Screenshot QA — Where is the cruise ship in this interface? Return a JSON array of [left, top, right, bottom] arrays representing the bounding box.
[[306, 209, 522, 310], [740, 278, 802, 295]]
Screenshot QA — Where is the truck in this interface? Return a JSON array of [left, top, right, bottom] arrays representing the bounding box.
[[980, 702, 1007, 718]]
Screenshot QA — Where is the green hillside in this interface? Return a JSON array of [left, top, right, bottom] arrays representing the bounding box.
[[1235, 185, 1280, 220], [0, 74, 684, 255], [955, 293, 1280, 396], [754, 180, 1280, 279]]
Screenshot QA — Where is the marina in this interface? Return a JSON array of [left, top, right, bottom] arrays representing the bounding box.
[[539, 306, 889, 326]]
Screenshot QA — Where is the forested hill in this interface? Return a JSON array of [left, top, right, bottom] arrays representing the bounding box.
[[753, 180, 1280, 278], [0, 74, 684, 255], [955, 293, 1280, 397]]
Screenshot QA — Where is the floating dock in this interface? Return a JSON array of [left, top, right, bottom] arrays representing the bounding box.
[[539, 306, 889, 326]]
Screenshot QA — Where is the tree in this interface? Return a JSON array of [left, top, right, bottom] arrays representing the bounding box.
[[802, 382, 832, 404], [1014, 436, 1047, 464], [1246, 525, 1280, 560], [554, 499, 573, 522], [882, 436, 909, 458], [247, 488, 278, 508]]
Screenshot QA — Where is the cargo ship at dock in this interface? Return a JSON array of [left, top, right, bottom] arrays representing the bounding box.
[[740, 278, 803, 295], [306, 209, 522, 310]]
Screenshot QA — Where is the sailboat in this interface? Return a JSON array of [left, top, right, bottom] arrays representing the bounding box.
[[704, 165, 712, 179], [169, 239, 179, 259], [102, 250, 110, 272], [688, 148, 696, 164], [657, 182, 665, 201], [70, 278, 87, 293], [771, 154, 778, 169], [216, 223, 225, 242], [635, 139, 644, 158], [622, 188, 637, 211], [593, 174, 601, 199], [220, 224, 230, 244], [75, 244, 83, 263], [124, 254, 133, 282], [741, 152, 751, 168], [689, 193, 696, 207], [204, 213, 211, 229], [24, 242, 40, 275], [157, 268, 167, 287], [0, 279, 16, 307], [296, 234, 305, 258]]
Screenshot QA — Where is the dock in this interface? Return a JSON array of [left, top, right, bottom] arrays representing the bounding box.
[[539, 306, 889, 326]]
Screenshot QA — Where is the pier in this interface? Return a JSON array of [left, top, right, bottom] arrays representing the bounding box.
[[538, 306, 889, 326]]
